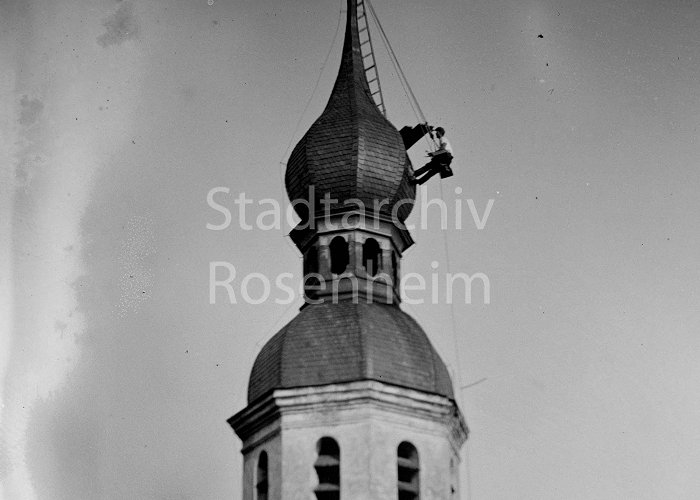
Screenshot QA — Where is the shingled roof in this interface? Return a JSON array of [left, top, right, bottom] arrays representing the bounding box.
[[247, 301, 455, 403], [285, 0, 416, 223]]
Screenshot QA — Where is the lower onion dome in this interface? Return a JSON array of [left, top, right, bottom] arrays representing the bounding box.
[[247, 302, 455, 403]]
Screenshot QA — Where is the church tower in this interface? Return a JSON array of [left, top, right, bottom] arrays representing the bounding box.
[[229, 1, 468, 498]]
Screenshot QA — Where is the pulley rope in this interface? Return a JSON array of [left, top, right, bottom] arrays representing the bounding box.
[[438, 180, 466, 398], [278, 0, 344, 172], [367, 3, 462, 397], [367, 3, 464, 413], [368, 6, 472, 497], [276, 1, 344, 255], [366, 0, 425, 122], [366, 0, 438, 154]]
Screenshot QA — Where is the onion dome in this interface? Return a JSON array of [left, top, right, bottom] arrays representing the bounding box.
[[247, 302, 455, 403], [285, 0, 416, 223]]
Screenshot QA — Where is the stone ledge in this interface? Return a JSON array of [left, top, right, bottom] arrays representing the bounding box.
[[231, 380, 468, 453]]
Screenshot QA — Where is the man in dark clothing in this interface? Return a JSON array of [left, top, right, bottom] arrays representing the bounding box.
[[409, 126, 453, 185]]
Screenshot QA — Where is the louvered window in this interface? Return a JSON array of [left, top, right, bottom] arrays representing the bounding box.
[[397, 441, 419, 500], [314, 437, 340, 500]]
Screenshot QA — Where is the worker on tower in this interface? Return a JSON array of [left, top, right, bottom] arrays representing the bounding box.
[[408, 126, 454, 185]]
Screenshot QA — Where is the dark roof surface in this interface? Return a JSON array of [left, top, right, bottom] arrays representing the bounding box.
[[247, 302, 455, 403], [285, 0, 416, 223]]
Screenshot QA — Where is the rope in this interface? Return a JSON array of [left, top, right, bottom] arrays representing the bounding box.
[[366, 2, 466, 454], [366, 0, 426, 122], [437, 180, 464, 394], [278, 0, 344, 171], [366, 0, 461, 392], [438, 163, 472, 500], [366, 3, 462, 401], [275, 0, 344, 256], [366, 0, 438, 155]]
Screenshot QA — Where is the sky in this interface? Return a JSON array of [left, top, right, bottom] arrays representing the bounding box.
[[1, 0, 700, 498]]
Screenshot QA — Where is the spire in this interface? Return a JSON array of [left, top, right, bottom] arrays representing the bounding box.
[[324, 0, 378, 119]]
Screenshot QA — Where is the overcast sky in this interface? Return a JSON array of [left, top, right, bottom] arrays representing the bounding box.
[[2, 0, 700, 498]]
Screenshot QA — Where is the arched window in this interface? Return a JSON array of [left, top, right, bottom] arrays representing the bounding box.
[[256, 451, 268, 500], [397, 441, 419, 500], [362, 238, 381, 276], [314, 437, 340, 500], [329, 236, 349, 275], [304, 245, 318, 276]]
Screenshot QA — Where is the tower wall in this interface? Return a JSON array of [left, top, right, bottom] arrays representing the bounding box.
[[233, 382, 467, 500]]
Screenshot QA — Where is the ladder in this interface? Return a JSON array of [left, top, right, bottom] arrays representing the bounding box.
[[357, 0, 387, 117]]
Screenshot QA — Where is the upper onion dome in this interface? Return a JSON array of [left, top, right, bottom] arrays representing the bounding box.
[[285, 0, 416, 223]]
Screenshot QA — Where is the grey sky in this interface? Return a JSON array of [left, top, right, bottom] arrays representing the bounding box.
[[2, 0, 700, 498]]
